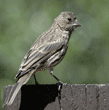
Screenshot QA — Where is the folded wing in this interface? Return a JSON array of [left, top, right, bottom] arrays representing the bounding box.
[[15, 39, 64, 79]]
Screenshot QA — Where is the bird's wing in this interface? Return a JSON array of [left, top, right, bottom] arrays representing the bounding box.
[[15, 38, 64, 79]]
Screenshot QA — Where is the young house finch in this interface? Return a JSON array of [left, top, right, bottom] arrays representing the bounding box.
[[4, 11, 81, 106]]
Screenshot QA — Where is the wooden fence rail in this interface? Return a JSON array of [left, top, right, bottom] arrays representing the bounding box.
[[3, 84, 109, 110]]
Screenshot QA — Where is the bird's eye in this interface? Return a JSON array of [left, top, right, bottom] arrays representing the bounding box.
[[68, 18, 72, 22], [74, 17, 76, 20]]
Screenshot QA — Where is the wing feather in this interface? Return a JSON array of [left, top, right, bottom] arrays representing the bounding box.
[[16, 39, 64, 79]]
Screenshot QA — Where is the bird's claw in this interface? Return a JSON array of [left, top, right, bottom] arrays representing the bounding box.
[[58, 81, 68, 85]]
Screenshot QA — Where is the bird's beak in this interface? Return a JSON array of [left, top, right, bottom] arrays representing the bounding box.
[[73, 20, 81, 28]]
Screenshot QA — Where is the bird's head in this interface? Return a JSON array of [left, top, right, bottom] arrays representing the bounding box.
[[55, 12, 81, 32]]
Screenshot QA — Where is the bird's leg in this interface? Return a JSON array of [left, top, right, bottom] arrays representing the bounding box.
[[49, 68, 63, 83], [33, 74, 39, 85], [49, 68, 62, 110]]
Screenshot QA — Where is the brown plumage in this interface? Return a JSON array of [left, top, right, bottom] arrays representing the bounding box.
[[3, 11, 81, 106]]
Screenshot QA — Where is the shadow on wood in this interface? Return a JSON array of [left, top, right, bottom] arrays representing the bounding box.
[[4, 84, 60, 110]]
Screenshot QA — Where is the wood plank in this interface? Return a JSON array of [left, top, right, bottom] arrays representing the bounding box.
[[3, 84, 109, 110], [86, 84, 98, 110], [98, 84, 109, 110]]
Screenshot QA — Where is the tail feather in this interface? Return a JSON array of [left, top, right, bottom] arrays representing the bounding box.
[[3, 72, 34, 106], [3, 82, 22, 106]]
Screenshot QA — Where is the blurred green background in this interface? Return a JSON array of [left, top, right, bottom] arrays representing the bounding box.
[[0, 0, 109, 109]]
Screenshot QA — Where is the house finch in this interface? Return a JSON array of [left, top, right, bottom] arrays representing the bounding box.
[[4, 11, 81, 106]]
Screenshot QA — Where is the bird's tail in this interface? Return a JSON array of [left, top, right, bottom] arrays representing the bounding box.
[[3, 82, 22, 106], [3, 72, 33, 106]]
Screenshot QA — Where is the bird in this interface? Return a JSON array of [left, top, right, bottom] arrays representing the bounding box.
[[3, 11, 81, 106]]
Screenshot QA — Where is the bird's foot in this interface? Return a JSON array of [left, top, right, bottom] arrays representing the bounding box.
[[56, 82, 62, 110], [58, 81, 68, 85]]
